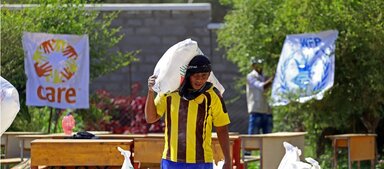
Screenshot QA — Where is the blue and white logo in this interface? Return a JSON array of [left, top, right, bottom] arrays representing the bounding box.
[[271, 30, 338, 106]]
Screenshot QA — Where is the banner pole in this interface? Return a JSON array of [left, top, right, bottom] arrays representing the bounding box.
[[53, 108, 60, 133], [48, 107, 53, 134]]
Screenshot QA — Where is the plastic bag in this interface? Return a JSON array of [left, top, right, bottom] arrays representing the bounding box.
[[70, 131, 98, 139], [278, 142, 321, 169], [62, 112, 75, 135], [213, 160, 224, 169], [0, 76, 20, 136], [117, 147, 134, 169], [152, 38, 225, 95]]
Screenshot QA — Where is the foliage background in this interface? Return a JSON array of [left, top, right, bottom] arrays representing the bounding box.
[[1, 0, 137, 132], [218, 0, 384, 167]]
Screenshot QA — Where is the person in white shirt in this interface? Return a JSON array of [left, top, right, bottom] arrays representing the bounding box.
[[246, 57, 274, 135]]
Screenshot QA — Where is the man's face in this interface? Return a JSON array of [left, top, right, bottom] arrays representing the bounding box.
[[189, 72, 210, 90], [252, 64, 263, 72]]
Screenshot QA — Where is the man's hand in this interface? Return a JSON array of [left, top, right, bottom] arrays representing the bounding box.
[[148, 75, 157, 92], [264, 74, 275, 89]]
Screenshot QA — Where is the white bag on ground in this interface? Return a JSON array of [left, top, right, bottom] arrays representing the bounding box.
[[278, 142, 321, 169], [117, 147, 134, 169], [0, 76, 20, 136], [152, 38, 225, 95], [213, 160, 224, 169]]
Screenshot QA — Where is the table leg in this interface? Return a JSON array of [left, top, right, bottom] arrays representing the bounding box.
[[332, 139, 338, 169], [4, 135, 8, 158], [19, 139, 24, 161], [260, 140, 263, 169], [357, 161, 360, 169], [233, 138, 241, 169], [348, 140, 351, 169], [371, 160, 375, 169]]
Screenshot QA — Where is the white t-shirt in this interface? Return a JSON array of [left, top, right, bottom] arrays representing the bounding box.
[[246, 70, 271, 114]]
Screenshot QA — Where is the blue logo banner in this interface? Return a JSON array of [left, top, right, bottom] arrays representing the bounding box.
[[271, 30, 338, 106]]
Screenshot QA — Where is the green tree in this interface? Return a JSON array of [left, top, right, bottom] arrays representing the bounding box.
[[218, 0, 384, 163], [1, 0, 137, 131]]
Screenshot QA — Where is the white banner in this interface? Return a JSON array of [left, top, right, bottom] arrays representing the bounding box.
[[271, 30, 338, 106], [23, 32, 89, 108]]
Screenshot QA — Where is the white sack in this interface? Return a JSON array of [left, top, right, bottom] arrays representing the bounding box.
[[152, 39, 225, 95], [305, 158, 321, 169], [0, 76, 20, 136], [117, 147, 134, 169], [278, 142, 321, 169], [278, 142, 302, 169], [213, 160, 224, 169]]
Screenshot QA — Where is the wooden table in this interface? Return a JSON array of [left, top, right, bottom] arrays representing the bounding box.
[[325, 134, 376, 169], [62, 133, 240, 168], [16, 131, 112, 160], [30, 139, 133, 169], [132, 134, 239, 168], [1, 132, 44, 158], [239, 132, 306, 169]]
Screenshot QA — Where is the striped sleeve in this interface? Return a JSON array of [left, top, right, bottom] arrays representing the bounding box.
[[154, 93, 167, 117], [211, 88, 230, 127]]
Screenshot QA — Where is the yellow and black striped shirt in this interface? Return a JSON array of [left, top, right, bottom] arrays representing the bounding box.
[[155, 86, 230, 163]]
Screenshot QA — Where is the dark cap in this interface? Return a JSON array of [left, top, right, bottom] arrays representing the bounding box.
[[187, 55, 212, 73], [251, 57, 264, 65]]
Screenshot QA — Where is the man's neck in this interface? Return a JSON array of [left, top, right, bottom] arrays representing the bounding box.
[[254, 69, 262, 74]]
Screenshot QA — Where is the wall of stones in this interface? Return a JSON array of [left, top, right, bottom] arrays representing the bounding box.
[[95, 4, 249, 134]]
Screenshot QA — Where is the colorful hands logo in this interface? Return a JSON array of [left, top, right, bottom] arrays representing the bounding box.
[[33, 39, 78, 84]]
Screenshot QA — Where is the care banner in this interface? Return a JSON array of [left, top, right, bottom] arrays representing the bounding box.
[[23, 32, 89, 108], [271, 30, 338, 106]]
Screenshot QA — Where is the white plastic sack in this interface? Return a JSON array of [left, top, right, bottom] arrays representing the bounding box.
[[213, 160, 224, 169], [0, 76, 20, 136], [278, 142, 321, 169], [304, 157, 321, 169], [152, 39, 225, 95], [117, 147, 134, 169]]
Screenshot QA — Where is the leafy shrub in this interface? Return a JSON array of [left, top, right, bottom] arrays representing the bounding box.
[[78, 83, 164, 134], [1, 0, 137, 131]]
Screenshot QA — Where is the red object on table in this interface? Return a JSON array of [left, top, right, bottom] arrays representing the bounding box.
[[61, 113, 75, 135]]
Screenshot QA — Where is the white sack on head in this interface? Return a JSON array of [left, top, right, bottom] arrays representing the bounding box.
[[0, 76, 20, 136], [152, 38, 225, 95]]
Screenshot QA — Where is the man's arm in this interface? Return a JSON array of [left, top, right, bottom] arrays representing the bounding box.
[[263, 75, 274, 89], [145, 75, 161, 123], [216, 125, 232, 169]]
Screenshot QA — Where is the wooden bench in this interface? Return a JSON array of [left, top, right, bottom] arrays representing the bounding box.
[[0, 157, 23, 165], [16, 131, 113, 161], [30, 139, 133, 169], [1, 132, 44, 160]]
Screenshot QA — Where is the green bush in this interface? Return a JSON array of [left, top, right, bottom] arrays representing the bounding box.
[[218, 0, 384, 166], [1, 0, 137, 132]]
